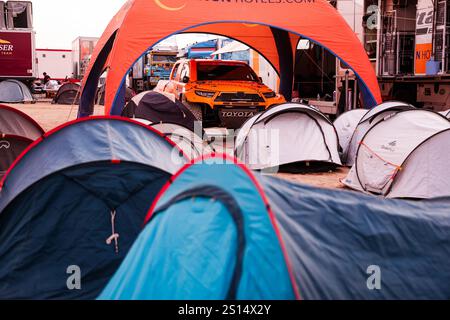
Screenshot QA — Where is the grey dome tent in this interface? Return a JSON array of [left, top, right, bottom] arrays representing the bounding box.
[[0, 104, 44, 179], [0, 117, 187, 299], [122, 91, 198, 133], [343, 110, 450, 199], [235, 103, 342, 172], [344, 101, 415, 166], [333, 109, 368, 162], [0, 80, 33, 103], [52, 83, 81, 105]]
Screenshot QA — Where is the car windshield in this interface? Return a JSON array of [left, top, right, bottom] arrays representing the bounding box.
[[152, 55, 177, 63], [197, 63, 258, 81]]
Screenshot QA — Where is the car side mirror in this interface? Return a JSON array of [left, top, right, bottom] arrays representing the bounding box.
[[182, 76, 190, 84]]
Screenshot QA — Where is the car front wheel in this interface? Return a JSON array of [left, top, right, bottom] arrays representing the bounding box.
[[181, 96, 203, 122]]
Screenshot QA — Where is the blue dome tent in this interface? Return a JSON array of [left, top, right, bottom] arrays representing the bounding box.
[[0, 117, 187, 299], [100, 155, 450, 300]]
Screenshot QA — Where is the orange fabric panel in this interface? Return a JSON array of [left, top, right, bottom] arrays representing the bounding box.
[[85, 0, 381, 113], [80, 0, 132, 91], [186, 24, 281, 73]]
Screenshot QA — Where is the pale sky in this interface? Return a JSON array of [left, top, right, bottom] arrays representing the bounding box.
[[30, 0, 215, 50], [31, 0, 126, 49]]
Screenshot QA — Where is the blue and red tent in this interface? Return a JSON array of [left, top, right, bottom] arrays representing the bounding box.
[[0, 117, 187, 299], [100, 155, 450, 300]]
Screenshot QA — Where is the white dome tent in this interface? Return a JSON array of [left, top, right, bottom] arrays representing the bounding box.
[[334, 109, 368, 162], [344, 101, 415, 166], [235, 103, 342, 172], [343, 110, 450, 199], [150, 122, 215, 161], [133, 119, 214, 161], [439, 109, 450, 119]]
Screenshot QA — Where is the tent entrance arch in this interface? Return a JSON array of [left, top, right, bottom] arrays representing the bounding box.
[[79, 1, 382, 118]]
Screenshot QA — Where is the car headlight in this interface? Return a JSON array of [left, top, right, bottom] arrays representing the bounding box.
[[263, 91, 277, 99], [195, 91, 216, 98]]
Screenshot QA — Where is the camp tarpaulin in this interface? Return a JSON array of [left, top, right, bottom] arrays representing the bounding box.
[[79, 0, 382, 117], [0, 117, 187, 299], [99, 155, 450, 300]]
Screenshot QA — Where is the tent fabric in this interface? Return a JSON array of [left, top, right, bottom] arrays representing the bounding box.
[[211, 41, 249, 56], [0, 105, 44, 179], [0, 80, 33, 103], [99, 156, 298, 300], [122, 91, 198, 132], [0, 104, 44, 140], [261, 175, 450, 300], [79, 0, 382, 117], [235, 103, 342, 171], [387, 129, 450, 199], [439, 109, 450, 118], [343, 110, 450, 198], [96, 85, 134, 106], [0, 117, 187, 213], [52, 83, 81, 105], [150, 122, 214, 161], [0, 117, 188, 300], [99, 156, 450, 300], [344, 101, 415, 166], [333, 109, 368, 160], [0, 135, 33, 180]]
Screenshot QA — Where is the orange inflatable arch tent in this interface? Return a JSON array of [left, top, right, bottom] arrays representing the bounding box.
[[78, 0, 382, 117]]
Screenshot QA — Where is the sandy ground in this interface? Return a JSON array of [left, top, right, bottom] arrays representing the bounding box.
[[4, 101, 349, 190], [4, 101, 104, 132]]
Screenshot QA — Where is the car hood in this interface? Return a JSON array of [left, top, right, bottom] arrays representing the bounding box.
[[192, 81, 271, 93]]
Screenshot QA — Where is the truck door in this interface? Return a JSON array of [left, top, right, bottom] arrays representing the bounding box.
[[165, 62, 180, 95], [177, 63, 190, 98]]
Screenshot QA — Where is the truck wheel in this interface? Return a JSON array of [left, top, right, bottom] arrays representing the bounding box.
[[182, 97, 203, 122]]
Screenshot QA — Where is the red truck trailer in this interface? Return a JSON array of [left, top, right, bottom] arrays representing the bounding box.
[[0, 29, 36, 80]]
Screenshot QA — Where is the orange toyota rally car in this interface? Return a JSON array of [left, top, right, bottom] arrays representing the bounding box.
[[162, 59, 285, 128]]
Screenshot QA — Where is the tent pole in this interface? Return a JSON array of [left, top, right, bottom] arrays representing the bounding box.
[[270, 27, 294, 101]]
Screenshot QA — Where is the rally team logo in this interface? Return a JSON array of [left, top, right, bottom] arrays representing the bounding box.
[[0, 38, 14, 55], [154, 0, 186, 11]]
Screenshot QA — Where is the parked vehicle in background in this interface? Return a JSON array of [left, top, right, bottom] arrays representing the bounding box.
[[72, 36, 99, 80], [147, 49, 178, 87], [36, 49, 72, 81], [161, 59, 286, 128], [0, 1, 36, 85], [132, 46, 178, 91]]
